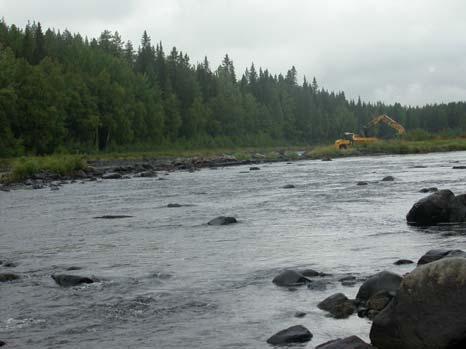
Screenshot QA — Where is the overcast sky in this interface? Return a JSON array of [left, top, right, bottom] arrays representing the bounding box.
[[1, 0, 465, 106]]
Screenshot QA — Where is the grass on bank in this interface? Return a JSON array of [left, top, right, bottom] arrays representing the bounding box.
[[1, 155, 87, 183], [307, 138, 466, 159], [3, 138, 466, 184]]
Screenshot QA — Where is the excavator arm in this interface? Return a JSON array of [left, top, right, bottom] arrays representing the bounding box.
[[364, 114, 406, 135]]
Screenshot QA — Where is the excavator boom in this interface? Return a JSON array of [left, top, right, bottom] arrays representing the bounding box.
[[364, 114, 406, 135]]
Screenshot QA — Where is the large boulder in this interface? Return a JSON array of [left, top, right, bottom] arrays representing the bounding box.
[[317, 293, 356, 319], [316, 336, 375, 348], [406, 189, 466, 226], [370, 258, 466, 349], [272, 270, 309, 287], [266, 325, 312, 345], [417, 249, 466, 265], [356, 271, 402, 302]]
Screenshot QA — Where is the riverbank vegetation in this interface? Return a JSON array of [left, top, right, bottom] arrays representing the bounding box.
[[1, 19, 466, 158]]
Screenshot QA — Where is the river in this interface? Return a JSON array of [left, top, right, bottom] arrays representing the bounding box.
[[1, 152, 466, 348]]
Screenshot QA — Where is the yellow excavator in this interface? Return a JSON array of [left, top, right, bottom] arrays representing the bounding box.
[[335, 114, 405, 150]]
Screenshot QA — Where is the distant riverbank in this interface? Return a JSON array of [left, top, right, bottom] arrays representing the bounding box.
[[2, 138, 466, 189]]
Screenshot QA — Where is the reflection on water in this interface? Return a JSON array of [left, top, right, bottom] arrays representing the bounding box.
[[1, 152, 466, 348]]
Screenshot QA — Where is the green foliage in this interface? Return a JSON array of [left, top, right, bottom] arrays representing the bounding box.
[[9, 155, 87, 181], [1, 19, 466, 157]]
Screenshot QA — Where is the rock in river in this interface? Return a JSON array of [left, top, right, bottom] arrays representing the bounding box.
[[394, 259, 414, 265], [51, 274, 94, 287], [316, 336, 375, 349], [272, 270, 310, 287], [406, 189, 466, 226], [356, 271, 401, 303], [266, 325, 313, 345], [382, 176, 395, 181], [94, 215, 133, 219], [370, 258, 466, 349], [207, 216, 237, 225], [282, 184, 295, 189], [317, 293, 356, 319], [417, 248, 466, 265], [102, 173, 122, 179]]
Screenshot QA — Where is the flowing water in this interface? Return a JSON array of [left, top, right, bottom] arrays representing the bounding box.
[[1, 152, 466, 348]]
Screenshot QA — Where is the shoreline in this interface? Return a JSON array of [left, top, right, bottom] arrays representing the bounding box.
[[2, 139, 466, 191]]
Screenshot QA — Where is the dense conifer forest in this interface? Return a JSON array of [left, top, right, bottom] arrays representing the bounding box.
[[1, 20, 466, 156]]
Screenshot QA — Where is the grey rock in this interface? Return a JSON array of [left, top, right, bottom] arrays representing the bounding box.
[[249, 166, 260, 171], [370, 258, 466, 349], [94, 215, 133, 219], [357, 181, 368, 186], [356, 271, 402, 303], [394, 259, 414, 265], [51, 274, 94, 287], [272, 270, 310, 287], [417, 248, 466, 265], [283, 184, 295, 189], [317, 293, 356, 319], [382, 176, 395, 181], [207, 216, 237, 226], [294, 311, 307, 318], [266, 325, 312, 345], [419, 187, 438, 193], [406, 189, 466, 226], [316, 336, 375, 349]]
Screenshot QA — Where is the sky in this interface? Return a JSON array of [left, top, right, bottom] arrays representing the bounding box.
[[1, 0, 466, 106]]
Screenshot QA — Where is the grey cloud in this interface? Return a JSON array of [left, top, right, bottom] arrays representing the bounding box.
[[1, 0, 465, 105]]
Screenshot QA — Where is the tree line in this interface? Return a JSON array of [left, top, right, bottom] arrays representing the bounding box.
[[1, 20, 466, 156]]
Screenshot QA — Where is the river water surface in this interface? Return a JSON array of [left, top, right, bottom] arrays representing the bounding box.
[[1, 152, 466, 348]]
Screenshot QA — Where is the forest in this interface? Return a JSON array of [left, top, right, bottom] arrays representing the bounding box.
[[1, 19, 466, 157]]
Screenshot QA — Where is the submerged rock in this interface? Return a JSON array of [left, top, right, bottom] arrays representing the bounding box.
[[282, 184, 295, 189], [249, 166, 260, 171], [406, 189, 466, 226], [394, 259, 414, 265], [370, 258, 466, 349], [207, 216, 237, 226], [272, 270, 310, 287], [357, 181, 368, 186], [266, 325, 312, 345], [294, 311, 306, 318], [102, 173, 122, 179], [51, 274, 94, 287], [419, 187, 438, 193], [417, 248, 466, 265], [316, 336, 375, 349], [0, 273, 19, 282], [317, 293, 356, 319], [382, 176, 395, 181], [167, 203, 182, 208], [94, 215, 133, 219]]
